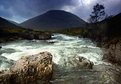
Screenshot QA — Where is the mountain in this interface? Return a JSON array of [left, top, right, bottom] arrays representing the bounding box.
[[20, 10, 86, 30], [0, 17, 51, 42], [9, 20, 19, 25], [104, 13, 121, 37], [0, 17, 19, 29]]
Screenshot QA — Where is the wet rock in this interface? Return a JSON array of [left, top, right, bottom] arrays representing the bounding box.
[[0, 31, 52, 43], [38, 34, 51, 40], [0, 51, 53, 84], [0, 46, 2, 49], [26, 34, 35, 40], [52, 64, 121, 84], [23, 33, 51, 40], [79, 57, 94, 69], [68, 56, 94, 69], [103, 40, 121, 65], [94, 64, 121, 84], [0, 71, 14, 84]]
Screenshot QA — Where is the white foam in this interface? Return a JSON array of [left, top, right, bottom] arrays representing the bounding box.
[[0, 34, 104, 69]]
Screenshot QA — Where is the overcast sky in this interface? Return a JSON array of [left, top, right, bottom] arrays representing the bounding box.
[[0, 0, 121, 23]]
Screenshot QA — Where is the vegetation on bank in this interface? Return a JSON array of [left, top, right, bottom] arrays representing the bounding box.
[[0, 26, 51, 43], [50, 27, 87, 36]]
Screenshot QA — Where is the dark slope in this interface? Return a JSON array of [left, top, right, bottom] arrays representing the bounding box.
[[104, 13, 121, 37], [20, 10, 86, 30], [86, 13, 121, 39], [0, 17, 24, 36], [8, 20, 19, 26], [0, 17, 51, 42], [0, 17, 19, 29]]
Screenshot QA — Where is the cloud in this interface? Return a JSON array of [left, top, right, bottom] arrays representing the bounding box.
[[0, 5, 13, 18], [62, 0, 121, 21], [0, 0, 74, 23], [0, 0, 121, 23]]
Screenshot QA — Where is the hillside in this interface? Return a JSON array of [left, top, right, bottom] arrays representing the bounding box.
[[20, 10, 86, 30], [0, 17, 19, 29], [0, 17, 51, 43], [85, 13, 121, 41]]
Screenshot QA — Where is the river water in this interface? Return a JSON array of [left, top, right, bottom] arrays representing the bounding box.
[[0, 34, 106, 83]]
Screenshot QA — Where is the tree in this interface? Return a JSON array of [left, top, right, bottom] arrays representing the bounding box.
[[89, 3, 106, 23]]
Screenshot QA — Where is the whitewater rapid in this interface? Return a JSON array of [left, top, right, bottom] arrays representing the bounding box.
[[0, 34, 104, 70]]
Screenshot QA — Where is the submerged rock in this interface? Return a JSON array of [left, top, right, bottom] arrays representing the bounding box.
[[67, 56, 94, 69], [78, 57, 94, 69], [0, 51, 53, 84], [93, 64, 121, 84]]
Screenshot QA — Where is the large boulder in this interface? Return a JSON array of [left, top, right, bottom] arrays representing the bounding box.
[[0, 51, 53, 84]]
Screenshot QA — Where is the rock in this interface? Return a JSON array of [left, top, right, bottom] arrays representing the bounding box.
[[103, 40, 121, 65], [0, 32, 51, 43], [98, 65, 121, 84], [79, 57, 94, 69], [23, 33, 51, 40], [68, 56, 94, 69], [0, 71, 13, 84], [0, 46, 1, 49], [38, 33, 52, 40], [28, 34, 35, 40], [94, 64, 121, 84], [0, 51, 53, 84]]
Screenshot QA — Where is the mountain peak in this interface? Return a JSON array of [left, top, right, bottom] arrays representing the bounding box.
[[21, 10, 86, 30], [46, 10, 68, 13]]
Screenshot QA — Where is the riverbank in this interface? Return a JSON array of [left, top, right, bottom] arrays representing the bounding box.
[[0, 28, 52, 43], [0, 16, 52, 43], [85, 13, 121, 66]]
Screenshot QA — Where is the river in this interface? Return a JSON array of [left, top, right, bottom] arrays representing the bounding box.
[[0, 34, 108, 83]]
